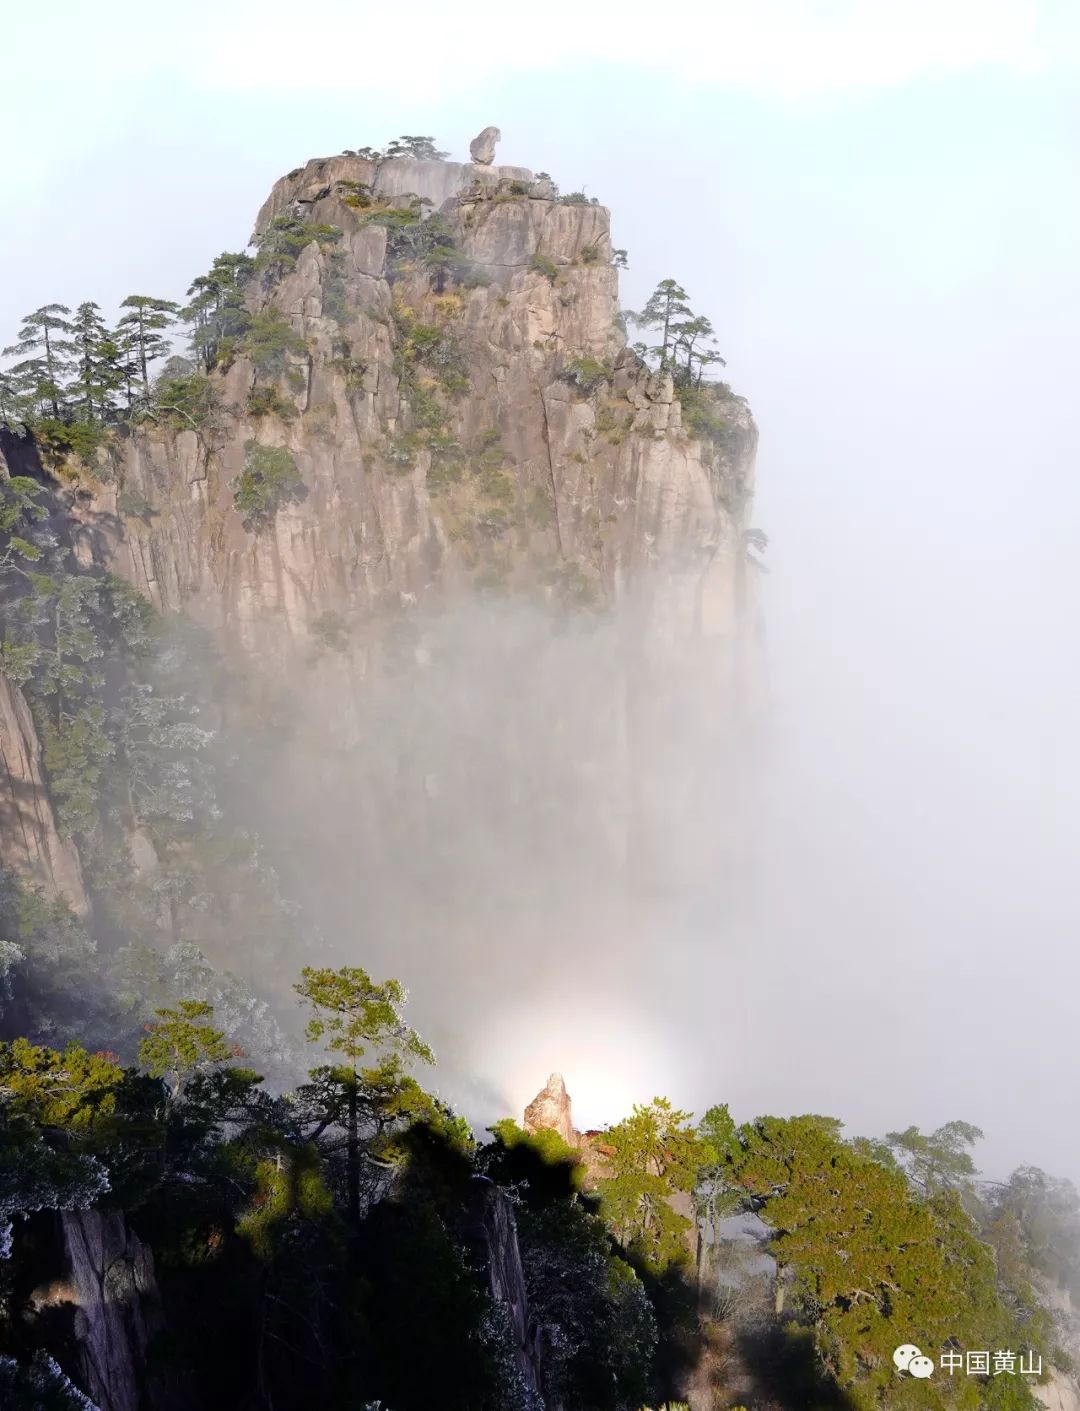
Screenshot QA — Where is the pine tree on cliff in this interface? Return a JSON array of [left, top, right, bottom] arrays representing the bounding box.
[[631, 279, 726, 386], [721, 1113, 1047, 1410], [596, 1096, 705, 1274], [116, 295, 179, 399], [630, 279, 691, 373], [294, 965, 435, 1227], [384, 135, 449, 160], [70, 301, 122, 422], [182, 251, 254, 371], [3, 304, 76, 419]]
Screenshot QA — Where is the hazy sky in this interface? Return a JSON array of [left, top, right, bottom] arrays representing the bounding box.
[[5, 1, 1080, 1178]]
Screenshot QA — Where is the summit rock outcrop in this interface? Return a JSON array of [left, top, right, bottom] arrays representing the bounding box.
[[522, 1073, 578, 1148], [469, 126, 501, 165], [73, 148, 756, 702]]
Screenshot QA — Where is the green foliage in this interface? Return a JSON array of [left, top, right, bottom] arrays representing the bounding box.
[[363, 200, 487, 290], [384, 135, 449, 160], [986, 1166, 1080, 1304], [0, 1037, 124, 1127], [236, 1143, 337, 1261], [183, 251, 254, 371], [117, 295, 180, 400], [71, 301, 123, 421], [409, 380, 450, 432], [530, 251, 559, 282], [487, 1117, 583, 1185], [674, 380, 735, 448], [0, 477, 46, 574], [394, 308, 468, 398], [29, 417, 106, 470], [481, 1120, 657, 1408], [721, 1113, 1045, 1410], [138, 999, 232, 1098], [559, 354, 611, 395], [0, 869, 100, 1043], [335, 178, 375, 209], [328, 337, 367, 391], [252, 214, 342, 283], [150, 368, 217, 430], [237, 307, 307, 376], [232, 440, 305, 531], [0, 1118, 110, 1258], [246, 384, 297, 422], [630, 278, 726, 387], [885, 1120, 984, 1195], [41, 698, 113, 837], [294, 965, 438, 1225], [596, 1097, 704, 1275], [294, 965, 432, 1069], [382, 432, 420, 473], [108, 680, 214, 828], [2, 305, 76, 420], [0, 557, 165, 838]]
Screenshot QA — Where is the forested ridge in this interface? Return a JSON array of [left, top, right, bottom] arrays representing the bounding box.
[[2, 135, 1078, 1411]]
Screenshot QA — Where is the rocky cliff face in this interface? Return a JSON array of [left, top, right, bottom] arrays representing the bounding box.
[[463, 1177, 544, 1407], [73, 151, 755, 699], [0, 674, 88, 915], [59, 1210, 164, 1411], [22, 1210, 171, 1411]]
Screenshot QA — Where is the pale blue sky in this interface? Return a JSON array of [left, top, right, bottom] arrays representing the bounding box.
[[5, 1, 1080, 1174]]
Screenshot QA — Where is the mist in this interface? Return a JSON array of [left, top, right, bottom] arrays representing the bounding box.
[[219, 455, 1079, 1190], [5, 7, 1079, 1192]]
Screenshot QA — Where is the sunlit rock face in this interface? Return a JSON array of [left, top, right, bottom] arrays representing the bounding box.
[[43, 148, 760, 1057], [523, 1072, 579, 1148], [76, 152, 756, 691]]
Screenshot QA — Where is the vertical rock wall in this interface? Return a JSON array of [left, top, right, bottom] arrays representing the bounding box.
[[58, 1210, 167, 1411], [463, 1177, 544, 1407], [0, 675, 88, 915]]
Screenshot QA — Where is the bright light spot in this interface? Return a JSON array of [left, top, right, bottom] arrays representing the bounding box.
[[479, 999, 684, 1132]]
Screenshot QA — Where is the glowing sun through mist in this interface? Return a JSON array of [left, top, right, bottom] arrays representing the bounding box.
[[481, 1001, 684, 1132]]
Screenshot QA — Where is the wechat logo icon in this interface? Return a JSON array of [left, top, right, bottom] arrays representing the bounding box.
[[894, 1344, 935, 1379]]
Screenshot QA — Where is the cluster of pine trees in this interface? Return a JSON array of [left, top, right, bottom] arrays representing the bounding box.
[[0, 132, 476, 462], [1, 140, 1076, 1411], [3, 927, 1079, 1411], [0, 247, 262, 461]]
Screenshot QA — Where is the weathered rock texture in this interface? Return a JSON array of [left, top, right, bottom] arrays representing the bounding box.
[[0, 674, 88, 914], [53, 1210, 165, 1411], [462, 1177, 544, 1404], [523, 1073, 578, 1148], [470, 126, 501, 165], [1037, 1372, 1080, 1411], [75, 151, 756, 696]]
